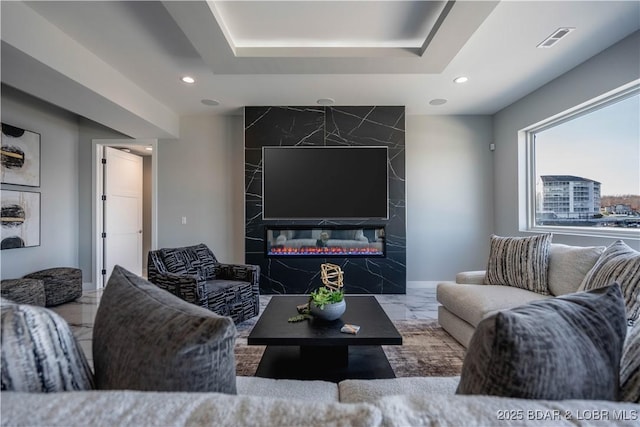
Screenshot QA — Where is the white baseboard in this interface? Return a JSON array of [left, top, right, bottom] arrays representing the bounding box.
[[406, 281, 441, 289]]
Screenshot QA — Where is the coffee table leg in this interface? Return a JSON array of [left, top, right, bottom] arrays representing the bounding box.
[[300, 345, 348, 367]]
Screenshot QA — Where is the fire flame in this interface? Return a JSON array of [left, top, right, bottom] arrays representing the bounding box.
[[268, 246, 383, 256]]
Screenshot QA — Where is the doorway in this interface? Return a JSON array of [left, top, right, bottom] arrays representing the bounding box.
[[92, 139, 158, 289]]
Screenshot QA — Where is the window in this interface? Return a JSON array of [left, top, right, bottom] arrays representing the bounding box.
[[524, 83, 640, 238]]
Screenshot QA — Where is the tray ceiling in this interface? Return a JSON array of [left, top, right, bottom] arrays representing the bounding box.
[[1, 1, 639, 138]]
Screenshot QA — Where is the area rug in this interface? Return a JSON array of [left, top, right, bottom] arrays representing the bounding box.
[[234, 318, 466, 378], [382, 319, 465, 377]]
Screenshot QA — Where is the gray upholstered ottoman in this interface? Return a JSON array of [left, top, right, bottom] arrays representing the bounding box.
[[23, 267, 82, 307], [1, 278, 46, 306]]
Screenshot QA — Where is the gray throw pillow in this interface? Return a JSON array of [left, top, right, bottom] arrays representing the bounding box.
[[621, 323, 640, 403], [93, 265, 237, 393], [484, 234, 552, 295], [1, 297, 94, 392], [579, 240, 640, 325], [456, 284, 626, 400]]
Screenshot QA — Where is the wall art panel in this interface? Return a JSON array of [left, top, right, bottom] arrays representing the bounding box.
[[1, 123, 41, 187], [1, 190, 41, 249]]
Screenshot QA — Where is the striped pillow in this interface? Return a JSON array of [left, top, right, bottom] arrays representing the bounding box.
[[484, 234, 552, 295], [579, 240, 640, 325], [620, 325, 640, 403], [0, 298, 94, 392], [621, 323, 640, 402]]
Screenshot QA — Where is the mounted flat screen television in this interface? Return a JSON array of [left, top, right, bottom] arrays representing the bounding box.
[[262, 146, 388, 219]]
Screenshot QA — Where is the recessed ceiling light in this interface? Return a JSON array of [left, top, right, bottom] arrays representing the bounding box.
[[429, 98, 448, 106], [201, 99, 220, 106], [145, 146, 153, 151], [120, 148, 131, 153], [317, 98, 335, 106], [453, 76, 468, 84], [181, 76, 195, 84]]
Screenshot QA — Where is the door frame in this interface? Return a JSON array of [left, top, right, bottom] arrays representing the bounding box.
[[92, 139, 158, 289]]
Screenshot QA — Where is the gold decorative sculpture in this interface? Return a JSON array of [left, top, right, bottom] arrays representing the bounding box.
[[289, 263, 345, 322], [320, 263, 344, 291]]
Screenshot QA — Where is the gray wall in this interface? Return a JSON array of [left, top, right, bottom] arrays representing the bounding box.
[[1, 86, 126, 281], [1, 91, 246, 283], [156, 114, 245, 264], [406, 115, 494, 279], [1, 85, 80, 279], [493, 31, 640, 251]]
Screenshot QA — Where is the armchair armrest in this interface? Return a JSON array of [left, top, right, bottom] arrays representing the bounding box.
[[455, 270, 487, 285], [216, 263, 260, 286], [147, 271, 207, 306]]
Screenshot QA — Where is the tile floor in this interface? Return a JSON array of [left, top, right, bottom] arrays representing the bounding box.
[[51, 286, 440, 368]]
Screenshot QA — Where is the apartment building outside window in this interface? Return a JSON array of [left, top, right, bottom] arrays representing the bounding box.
[[523, 82, 640, 238], [540, 175, 600, 219]]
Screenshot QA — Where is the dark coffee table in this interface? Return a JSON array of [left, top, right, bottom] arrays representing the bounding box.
[[247, 295, 402, 382]]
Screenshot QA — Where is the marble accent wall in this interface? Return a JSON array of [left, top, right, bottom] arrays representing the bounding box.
[[245, 106, 406, 294]]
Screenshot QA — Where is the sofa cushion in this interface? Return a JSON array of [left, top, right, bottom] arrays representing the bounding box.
[[370, 394, 638, 427], [547, 243, 605, 296], [579, 240, 640, 324], [0, 297, 94, 392], [484, 234, 552, 295], [436, 283, 549, 328], [456, 284, 626, 400], [437, 306, 476, 348], [454, 271, 486, 285], [620, 323, 640, 403], [339, 377, 460, 403], [236, 376, 339, 402], [93, 265, 237, 393], [0, 390, 382, 427]]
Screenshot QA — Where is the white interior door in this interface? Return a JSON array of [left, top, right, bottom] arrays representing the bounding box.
[[104, 146, 143, 280]]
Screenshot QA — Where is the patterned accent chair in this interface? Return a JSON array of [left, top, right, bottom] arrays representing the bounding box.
[[147, 244, 260, 324]]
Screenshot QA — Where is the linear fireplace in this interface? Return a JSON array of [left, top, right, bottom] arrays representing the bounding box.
[[265, 226, 385, 258]]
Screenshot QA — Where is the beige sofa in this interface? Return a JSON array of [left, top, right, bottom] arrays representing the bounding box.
[[3, 376, 639, 426], [437, 243, 607, 347]]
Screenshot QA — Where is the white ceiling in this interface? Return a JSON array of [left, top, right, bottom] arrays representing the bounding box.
[[212, 1, 449, 49], [1, 1, 639, 139]]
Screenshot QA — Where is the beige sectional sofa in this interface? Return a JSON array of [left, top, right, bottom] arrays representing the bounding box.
[[3, 252, 639, 426], [437, 243, 607, 347], [3, 377, 640, 426]]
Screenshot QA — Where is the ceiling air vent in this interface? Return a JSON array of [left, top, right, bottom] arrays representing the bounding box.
[[537, 27, 575, 49]]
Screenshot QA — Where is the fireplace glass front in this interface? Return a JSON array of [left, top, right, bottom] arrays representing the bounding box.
[[265, 226, 385, 257]]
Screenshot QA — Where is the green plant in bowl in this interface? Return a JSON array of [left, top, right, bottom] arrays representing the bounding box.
[[287, 286, 346, 322], [310, 286, 344, 309]]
